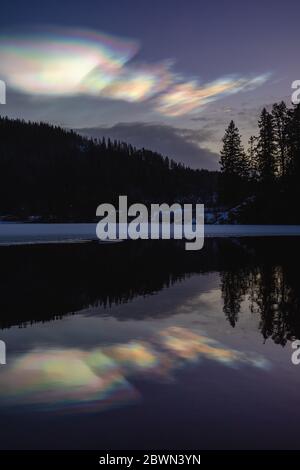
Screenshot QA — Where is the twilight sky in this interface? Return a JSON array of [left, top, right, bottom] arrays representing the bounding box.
[[0, 0, 298, 169]]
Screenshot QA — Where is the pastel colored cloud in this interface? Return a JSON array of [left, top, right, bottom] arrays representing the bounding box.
[[0, 27, 270, 114], [0, 348, 137, 413], [156, 75, 270, 116], [0, 27, 138, 96], [0, 327, 269, 413], [99, 63, 173, 102]]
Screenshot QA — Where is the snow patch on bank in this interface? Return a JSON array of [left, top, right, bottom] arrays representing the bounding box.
[[0, 224, 300, 246]]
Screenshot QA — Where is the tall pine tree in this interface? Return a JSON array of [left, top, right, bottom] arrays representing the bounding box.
[[272, 101, 290, 180], [287, 103, 300, 193], [256, 108, 276, 185], [220, 120, 247, 204]]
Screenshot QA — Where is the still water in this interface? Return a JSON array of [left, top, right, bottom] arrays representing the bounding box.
[[0, 237, 300, 449]]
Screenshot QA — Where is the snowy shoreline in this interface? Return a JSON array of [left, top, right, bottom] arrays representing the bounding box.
[[1, 223, 300, 246]]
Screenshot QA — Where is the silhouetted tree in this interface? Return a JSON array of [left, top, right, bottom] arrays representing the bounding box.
[[220, 120, 247, 204], [247, 135, 258, 181], [287, 103, 300, 191], [256, 108, 276, 185], [272, 101, 290, 180]]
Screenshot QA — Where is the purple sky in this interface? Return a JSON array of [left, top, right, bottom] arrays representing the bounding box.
[[0, 0, 298, 169]]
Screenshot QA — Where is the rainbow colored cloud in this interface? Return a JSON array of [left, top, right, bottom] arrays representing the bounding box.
[[0, 327, 270, 413], [156, 75, 269, 116], [0, 27, 269, 116], [0, 28, 137, 96]]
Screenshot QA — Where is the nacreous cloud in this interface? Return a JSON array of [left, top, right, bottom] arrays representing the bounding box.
[[0, 27, 270, 116], [0, 27, 138, 96], [156, 75, 269, 116], [98, 62, 173, 102]]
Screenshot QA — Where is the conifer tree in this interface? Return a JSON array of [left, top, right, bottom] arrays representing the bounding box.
[[272, 101, 289, 179], [287, 103, 300, 191], [220, 120, 247, 203], [220, 121, 246, 176], [247, 136, 258, 180], [256, 108, 276, 184]]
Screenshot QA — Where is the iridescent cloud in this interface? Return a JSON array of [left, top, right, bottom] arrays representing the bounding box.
[[0, 27, 138, 96], [99, 63, 173, 102], [103, 341, 159, 370], [0, 327, 269, 413], [0, 348, 137, 412], [0, 27, 269, 115], [157, 327, 268, 369], [156, 75, 270, 116]]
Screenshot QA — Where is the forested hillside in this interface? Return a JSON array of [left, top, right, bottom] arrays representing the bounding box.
[[0, 117, 218, 221]]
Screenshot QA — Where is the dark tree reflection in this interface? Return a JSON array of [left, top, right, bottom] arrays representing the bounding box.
[[1, 237, 300, 347], [221, 239, 300, 346], [221, 268, 251, 327]]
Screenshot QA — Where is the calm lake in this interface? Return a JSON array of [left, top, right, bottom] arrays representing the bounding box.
[[0, 236, 300, 449]]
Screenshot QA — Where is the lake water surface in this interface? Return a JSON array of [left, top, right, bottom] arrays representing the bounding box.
[[0, 237, 300, 449]]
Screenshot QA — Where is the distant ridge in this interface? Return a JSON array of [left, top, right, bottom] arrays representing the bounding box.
[[0, 116, 218, 221]]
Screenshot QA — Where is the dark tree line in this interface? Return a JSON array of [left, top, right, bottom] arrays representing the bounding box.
[[0, 239, 229, 329], [216, 237, 300, 346], [0, 116, 218, 220], [220, 101, 300, 222], [2, 236, 299, 347], [221, 257, 300, 347]]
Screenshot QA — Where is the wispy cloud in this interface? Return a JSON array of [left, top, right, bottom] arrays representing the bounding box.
[[0, 327, 269, 413], [0, 27, 138, 96], [156, 75, 270, 116], [96, 62, 173, 102], [0, 27, 270, 116]]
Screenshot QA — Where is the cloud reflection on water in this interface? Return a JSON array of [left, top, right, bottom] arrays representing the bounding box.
[[0, 327, 270, 413]]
